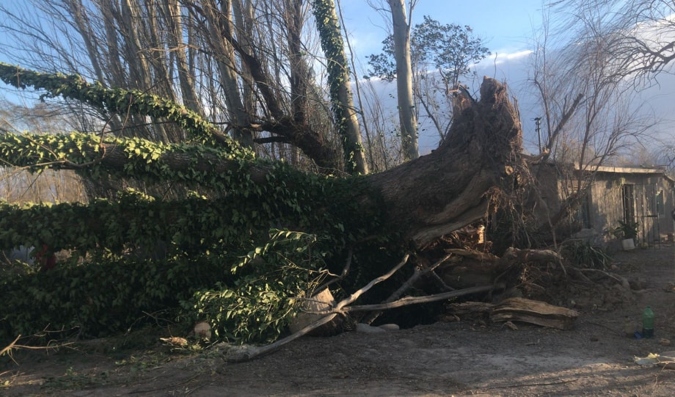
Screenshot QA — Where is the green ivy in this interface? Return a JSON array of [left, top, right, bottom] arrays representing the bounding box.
[[185, 230, 332, 343], [0, 255, 231, 341], [0, 132, 254, 191], [0, 63, 396, 346], [311, 0, 361, 173], [0, 62, 251, 157]]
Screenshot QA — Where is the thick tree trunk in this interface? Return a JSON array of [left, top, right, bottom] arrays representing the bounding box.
[[1, 78, 522, 246], [366, 78, 522, 244]]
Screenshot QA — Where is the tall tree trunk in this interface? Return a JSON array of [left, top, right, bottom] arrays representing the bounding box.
[[388, 0, 418, 161], [201, 0, 253, 147], [163, 0, 202, 116], [66, 0, 125, 134], [285, 0, 309, 125], [232, 0, 257, 118], [311, 0, 368, 174]]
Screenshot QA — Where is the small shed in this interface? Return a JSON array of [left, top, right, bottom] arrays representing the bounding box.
[[533, 163, 675, 245]]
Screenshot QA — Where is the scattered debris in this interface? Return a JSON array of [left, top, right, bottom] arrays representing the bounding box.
[[445, 298, 579, 330], [445, 301, 495, 315], [503, 321, 518, 330], [490, 298, 579, 330], [634, 351, 675, 369], [160, 337, 188, 347], [634, 353, 661, 366]]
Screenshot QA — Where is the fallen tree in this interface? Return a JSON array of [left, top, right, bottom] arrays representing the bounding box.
[[0, 64, 528, 344]]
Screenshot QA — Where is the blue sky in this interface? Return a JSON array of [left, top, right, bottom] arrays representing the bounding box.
[[336, 1, 546, 152], [339, 0, 544, 64]]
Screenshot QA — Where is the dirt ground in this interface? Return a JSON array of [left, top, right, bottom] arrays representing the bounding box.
[[2, 245, 675, 396]]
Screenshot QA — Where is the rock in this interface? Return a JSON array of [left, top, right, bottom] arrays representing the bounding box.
[[289, 289, 336, 335], [660, 338, 671, 346], [194, 321, 212, 340], [629, 277, 647, 290], [378, 323, 399, 331], [356, 323, 386, 333]]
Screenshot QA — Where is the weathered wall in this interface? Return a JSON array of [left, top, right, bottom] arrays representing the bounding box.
[[581, 171, 673, 243], [532, 163, 674, 245]]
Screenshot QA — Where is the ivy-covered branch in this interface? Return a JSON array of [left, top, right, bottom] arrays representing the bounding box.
[[0, 62, 250, 157], [0, 172, 377, 257], [0, 132, 260, 190]]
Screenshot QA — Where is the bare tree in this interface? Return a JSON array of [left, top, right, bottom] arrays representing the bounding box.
[[385, 0, 418, 161], [553, 0, 675, 85], [529, 6, 656, 240], [0, 0, 364, 174]]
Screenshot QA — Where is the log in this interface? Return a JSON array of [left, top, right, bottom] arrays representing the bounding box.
[[490, 297, 579, 330], [445, 301, 495, 315], [365, 77, 523, 245]]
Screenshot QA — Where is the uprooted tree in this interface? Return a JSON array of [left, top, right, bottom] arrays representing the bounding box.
[[0, 62, 540, 345]]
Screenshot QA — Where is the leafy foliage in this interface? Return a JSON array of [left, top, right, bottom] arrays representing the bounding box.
[[0, 144, 387, 344], [561, 240, 612, 269], [0, 132, 252, 191], [0, 255, 229, 341], [366, 16, 490, 87], [0, 62, 396, 345], [186, 230, 332, 343], [611, 220, 639, 240]]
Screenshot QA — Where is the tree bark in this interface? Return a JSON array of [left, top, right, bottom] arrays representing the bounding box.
[[388, 0, 418, 161], [200, 0, 252, 147], [367, 77, 522, 244], [163, 0, 202, 116], [311, 0, 368, 174]]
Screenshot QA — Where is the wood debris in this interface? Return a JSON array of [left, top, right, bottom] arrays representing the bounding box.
[[490, 297, 579, 330]]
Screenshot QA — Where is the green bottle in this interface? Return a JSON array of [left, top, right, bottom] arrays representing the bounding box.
[[642, 306, 654, 338]]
